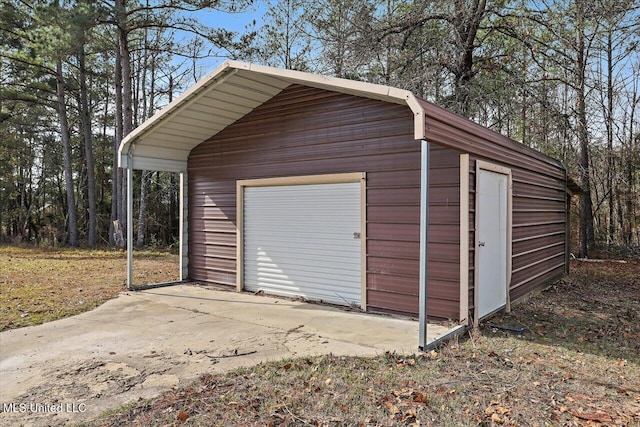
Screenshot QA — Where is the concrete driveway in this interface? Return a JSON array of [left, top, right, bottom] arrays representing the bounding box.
[[0, 284, 449, 426]]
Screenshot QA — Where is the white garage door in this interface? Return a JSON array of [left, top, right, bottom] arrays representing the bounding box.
[[243, 182, 362, 307]]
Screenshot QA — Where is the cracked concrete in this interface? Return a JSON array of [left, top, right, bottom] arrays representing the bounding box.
[[0, 284, 451, 426]]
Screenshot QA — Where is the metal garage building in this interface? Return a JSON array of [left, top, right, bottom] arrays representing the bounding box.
[[119, 61, 576, 348]]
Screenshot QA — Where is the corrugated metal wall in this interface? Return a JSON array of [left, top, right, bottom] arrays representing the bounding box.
[[186, 86, 566, 320], [426, 145, 461, 319], [421, 100, 567, 310], [187, 85, 462, 319]]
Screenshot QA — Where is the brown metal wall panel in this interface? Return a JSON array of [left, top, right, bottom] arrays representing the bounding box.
[[422, 100, 565, 180], [367, 289, 459, 319], [425, 145, 461, 319], [512, 244, 565, 271], [427, 242, 459, 261], [190, 233, 236, 246], [367, 240, 420, 259], [189, 267, 236, 287], [510, 266, 564, 300], [511, 255, 565, 288], [428, 225, 460, 244], [428, 185, 460, 205], [512, 235, 565, 254], [514, 182, 566, 199], [513, 223, 565, 240], [189, 257, 236, 272], [513, 210, 566, 224], [196, 244, 236, 259], [427, 261, 460, 281], [190, 152, 421, 178], [368, 205, 420, 223], [367, 273, 416, 293], [368, 256, 419, 277], [367, 223, 420, 242], [467, 154, 566, 316], [367, 169, 421, 187], [513, 197, 565, 211], [368, 188, 420, 205], [429, 206, 460, 225], [188, 84, 463, 319]]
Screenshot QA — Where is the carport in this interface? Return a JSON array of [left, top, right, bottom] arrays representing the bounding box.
[[119, 61, 571, 350]]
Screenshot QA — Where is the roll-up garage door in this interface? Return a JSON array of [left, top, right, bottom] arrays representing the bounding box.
[[243, 182, 362, 307]]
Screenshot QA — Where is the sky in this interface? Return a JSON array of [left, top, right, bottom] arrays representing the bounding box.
[[173, 2, 268, 80]]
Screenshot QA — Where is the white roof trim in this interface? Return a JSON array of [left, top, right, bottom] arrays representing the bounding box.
[[119, 60, 425, 172]]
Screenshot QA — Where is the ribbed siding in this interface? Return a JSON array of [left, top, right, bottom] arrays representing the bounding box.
[[467, 156, 566, 309], [188, 85, 459, 318], [422, 98, 567, 317], [186, 85, 566, 320], [426, 145, 461, 320]]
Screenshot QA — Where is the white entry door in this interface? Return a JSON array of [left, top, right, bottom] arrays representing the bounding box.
[[243, 182, 362, 307], [477, 168, 509, 318]]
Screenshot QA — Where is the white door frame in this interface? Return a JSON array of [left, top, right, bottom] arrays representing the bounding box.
[[236, 173, 367, 310], [474, 160, 512, 325]]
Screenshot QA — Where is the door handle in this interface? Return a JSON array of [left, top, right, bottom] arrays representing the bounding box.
[[478, 241, 486, 247]]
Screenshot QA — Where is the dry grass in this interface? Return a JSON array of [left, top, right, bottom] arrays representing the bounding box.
[[84, 259, 640, 427], [0, 246, 179, 331]]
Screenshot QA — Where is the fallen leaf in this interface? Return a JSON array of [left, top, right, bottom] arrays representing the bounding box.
[[385, 401, 399, 415], [404, 408, 417, 419], [283, 363, 292, 370], [177, 411, 189, 422], [413, 391, 428, 404], [570, 410, 612, 422], [491, 413, 504, 424], [496, 406, 510, 415]]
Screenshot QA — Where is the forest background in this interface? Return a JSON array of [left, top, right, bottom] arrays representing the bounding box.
[[1, 0, 638, 257]]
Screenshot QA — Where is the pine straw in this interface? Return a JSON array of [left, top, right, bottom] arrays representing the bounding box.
[[85, 260, 640, 427]]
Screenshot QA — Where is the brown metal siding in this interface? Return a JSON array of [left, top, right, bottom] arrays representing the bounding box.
[[466, 155, 566, 310], [420, 98, 567, 316], [427, 145, 461, 320], [188, 85, 461, 319]]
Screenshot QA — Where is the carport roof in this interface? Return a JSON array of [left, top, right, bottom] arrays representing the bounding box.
[[118, 60, 425, 172]]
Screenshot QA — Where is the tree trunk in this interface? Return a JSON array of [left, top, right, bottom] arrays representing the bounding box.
[[78, 45, 97, 247], [117, 0, 134, 247], [576, 1, 595, 257], [136, 170, 148, 247], [450, 0, 487, 117], [56, 59, 78, 246], [113, 39, 125, 247], [606, 30, 614, 244]]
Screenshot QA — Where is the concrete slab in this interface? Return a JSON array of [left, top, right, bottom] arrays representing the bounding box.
[[0, 284, 454, 426]]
